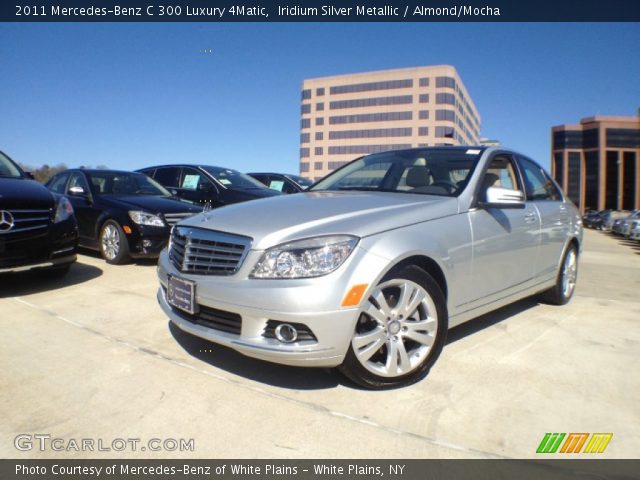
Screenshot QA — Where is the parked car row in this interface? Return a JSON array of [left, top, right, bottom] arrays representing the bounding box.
[[1, 151, 309, 270], [583, 209, 640, 243]]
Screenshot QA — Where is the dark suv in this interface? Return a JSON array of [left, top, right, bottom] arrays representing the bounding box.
[[0, 151, 78, 277], [137, 164, 280, 207]]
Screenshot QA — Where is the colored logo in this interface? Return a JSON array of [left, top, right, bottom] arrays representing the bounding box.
[[0, 210, 15, 232], [536, 433, 613, 454]]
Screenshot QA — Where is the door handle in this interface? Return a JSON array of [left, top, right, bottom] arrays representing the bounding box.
[[524, 210, 537, 223]]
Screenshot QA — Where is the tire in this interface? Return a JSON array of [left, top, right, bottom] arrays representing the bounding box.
[[99, 220, 131, 265], [41, 263, 72, 279], [338, 265, 448, 389], [540, 244, 578, 306]]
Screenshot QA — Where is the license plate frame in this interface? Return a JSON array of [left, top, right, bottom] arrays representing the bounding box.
[[167, 275, 196, 315]]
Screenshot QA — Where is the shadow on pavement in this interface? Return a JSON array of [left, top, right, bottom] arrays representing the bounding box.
[[78, 248, 159, 267], [169, 322, 342, 390], [0, 261, 103, 297], [447, 297, 540, 345]]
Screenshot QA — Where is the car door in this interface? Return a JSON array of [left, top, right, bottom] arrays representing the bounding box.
[[66, 172, 101, 244], [516, 155, 568, 280], [468, 153, 541, 301]]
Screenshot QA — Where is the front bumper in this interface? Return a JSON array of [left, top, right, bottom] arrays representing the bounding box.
[[157, 245, 388, 368], [124, 225, 170, 259]]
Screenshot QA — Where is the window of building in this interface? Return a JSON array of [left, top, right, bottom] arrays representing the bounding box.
[[328, 128, 412, 139], [328, 144, 412, 155], [300, 162, 310, 173], [584, 151, 599, 211], [314, 161, 323, 170], [301, 89, 311, 100], [566, 152, 581, 205], [316, 87, 325, 96], [605, 151, 619, 209], [419, 77, 429, 87], [419, 94, 429, 103], [436, 109, 456, 122], [316, 102, 324, 111], [418, 127, 429, 136], [606, 128, 640, 148], [419, 110, 429, 120], [436, 93, 455, 105], [436, 76, 456, 89], [315, 132, 323, 141], [329, 79, 413, 95], [301, 104, 311, 114], [435, 126, 454, 138], [300, 133, 310, 143], [301, 119, 310, 129], [315, 147, 323, 156], [316, 117, 324, 126], [553, 152, 564, 187], [300, 148, 310, 158], [329, 95, 413, 110], [328, 161, 349, 170], [623, 152, 637, 210], [329, 111, 412, 124]]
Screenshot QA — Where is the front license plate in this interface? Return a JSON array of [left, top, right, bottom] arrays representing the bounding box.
[[167, 275, 196, 314]]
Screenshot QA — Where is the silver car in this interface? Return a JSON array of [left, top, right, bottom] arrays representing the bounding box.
[[156, 147, 582, 388]]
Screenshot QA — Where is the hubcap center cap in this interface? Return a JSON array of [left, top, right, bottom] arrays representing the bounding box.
[[388, 320, 401, 335]]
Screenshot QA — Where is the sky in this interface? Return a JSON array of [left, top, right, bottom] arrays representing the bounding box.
[[0, 22, 638, 174]]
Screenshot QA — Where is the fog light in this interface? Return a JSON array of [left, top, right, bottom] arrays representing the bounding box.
[[274, 323, 298, 343], [142, 239, 153, 248]]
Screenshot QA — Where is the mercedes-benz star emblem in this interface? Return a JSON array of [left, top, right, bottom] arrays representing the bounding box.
[[0, 210, 15, 232]]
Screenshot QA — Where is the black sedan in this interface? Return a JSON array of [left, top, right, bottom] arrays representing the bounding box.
[[46, 169, 202, 264], [136, 164, 280, 207], [0, 151, 78, 277], [247, 172, 313, 194]]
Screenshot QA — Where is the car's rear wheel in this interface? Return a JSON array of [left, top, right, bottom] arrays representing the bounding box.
[[339, 265, 447, 389], [540, 244, 578, 305], [100, 221, 130, 265]]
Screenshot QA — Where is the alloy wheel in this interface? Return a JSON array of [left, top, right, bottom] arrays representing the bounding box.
[[352, 278, 438, 378], [102, 224, 120, 261], [561, 248, 577, 298]]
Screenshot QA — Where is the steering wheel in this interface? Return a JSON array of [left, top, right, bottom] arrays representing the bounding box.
[[430, 180, 458, 194]]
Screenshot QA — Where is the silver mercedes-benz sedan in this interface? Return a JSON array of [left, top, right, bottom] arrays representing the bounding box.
[[156, 147, 582, 388]]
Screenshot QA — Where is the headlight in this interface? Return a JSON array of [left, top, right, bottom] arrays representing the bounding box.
[[251, 235, 359, 279], [54, 196, 74, 223], [128, 210, 166, 227]]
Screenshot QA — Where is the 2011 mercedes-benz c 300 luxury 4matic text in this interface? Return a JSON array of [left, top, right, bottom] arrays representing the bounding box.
[[156, 147, 582, 388]]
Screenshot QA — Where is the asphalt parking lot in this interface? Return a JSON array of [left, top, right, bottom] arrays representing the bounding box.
[[1, 229, 639, 459]]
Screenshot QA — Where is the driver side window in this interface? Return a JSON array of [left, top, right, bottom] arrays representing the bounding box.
[[481, 155, 522, 199], [67, 172, 90, 195]]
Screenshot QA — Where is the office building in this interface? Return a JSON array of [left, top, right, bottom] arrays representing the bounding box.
[[551, 116, 640, 212], [299, 65, 481, 179]]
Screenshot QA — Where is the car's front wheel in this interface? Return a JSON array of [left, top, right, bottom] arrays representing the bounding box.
[[100, 220, 130, 265], [339, 265, 447, 389]]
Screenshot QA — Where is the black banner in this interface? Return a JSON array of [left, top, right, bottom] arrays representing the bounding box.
[[3, 460, 640, 480], [3, 0, 640, 22]]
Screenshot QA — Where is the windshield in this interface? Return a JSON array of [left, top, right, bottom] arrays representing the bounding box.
[[86, 171, 171, 196], [0, 152, 24, 178], [201, 166, 266, 189], [288, 174, 313, 188], [311, 148, 482, 197]]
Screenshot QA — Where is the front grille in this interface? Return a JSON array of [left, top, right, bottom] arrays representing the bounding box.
[[164, 212, 197, 227], [169, 226, 251, 275], [0, 209, 51, 236], [169, 301, 242, 335]]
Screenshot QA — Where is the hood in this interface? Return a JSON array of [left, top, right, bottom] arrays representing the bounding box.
[[0, 178, 55, 210], [180, 191, 458, 250], [99, 195, 203, 214]]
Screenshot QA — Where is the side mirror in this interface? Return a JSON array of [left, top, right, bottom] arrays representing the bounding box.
[[68, 186, 86, 196], [480, 186, 525, 209]]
